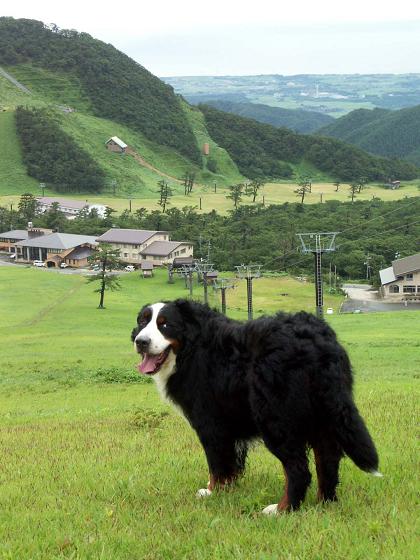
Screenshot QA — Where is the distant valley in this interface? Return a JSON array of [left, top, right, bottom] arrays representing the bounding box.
[[164, 74, 420, 117]]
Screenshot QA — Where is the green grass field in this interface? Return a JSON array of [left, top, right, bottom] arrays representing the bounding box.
[[1, 180, 419, 216], [0, 267, 418, 559]]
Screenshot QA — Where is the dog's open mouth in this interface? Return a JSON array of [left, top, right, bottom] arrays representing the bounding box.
[[137, 347, 171, 375]]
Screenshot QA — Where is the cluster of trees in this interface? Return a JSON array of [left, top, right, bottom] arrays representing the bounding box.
[[0, 17, 201, 164], [204, 100, 334, 133], [200, 104, 419, 182], [15, 107, 105, 192], [4, 194, 419, 284], [226, 180, 265, 208], [319, 106, 420, 164]]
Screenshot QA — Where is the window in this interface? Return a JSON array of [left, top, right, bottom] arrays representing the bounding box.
[[124, 253, 128, 258], [389, 285, 399, 293], [406, 273, 413, 280], [417, 286, 420, 293], [403, 285, 416, 293]]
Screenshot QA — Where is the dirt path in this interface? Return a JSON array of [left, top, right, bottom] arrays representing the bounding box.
[[125, 147, 183, 184]]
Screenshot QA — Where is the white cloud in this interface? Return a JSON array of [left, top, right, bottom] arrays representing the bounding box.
[[3, 1, 420, 75]]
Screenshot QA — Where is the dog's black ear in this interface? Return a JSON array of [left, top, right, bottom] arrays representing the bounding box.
[[173, 299, 198, 323]]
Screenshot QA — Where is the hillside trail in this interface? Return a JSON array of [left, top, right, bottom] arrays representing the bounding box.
[[0, 66, 32, 94], [125, 147, 183, 184]]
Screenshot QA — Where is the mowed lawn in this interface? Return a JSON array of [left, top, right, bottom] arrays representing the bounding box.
[[0, 267, 418, 559], [1, 180, 419, 216]]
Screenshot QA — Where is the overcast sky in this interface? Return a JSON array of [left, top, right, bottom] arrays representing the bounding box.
[[4, 0, 420, 76]]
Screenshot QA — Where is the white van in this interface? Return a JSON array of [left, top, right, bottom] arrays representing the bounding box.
[[33, 260, 46, 267]]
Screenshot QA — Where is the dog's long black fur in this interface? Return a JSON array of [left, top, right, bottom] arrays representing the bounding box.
[[131, 299, 379, 510]]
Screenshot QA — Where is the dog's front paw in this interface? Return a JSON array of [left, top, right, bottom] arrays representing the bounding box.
[[262, 503, 279, 515], [196, 488, 212, 498]]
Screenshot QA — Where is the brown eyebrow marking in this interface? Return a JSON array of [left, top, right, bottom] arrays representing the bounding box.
[[156, 315, 166, 326]]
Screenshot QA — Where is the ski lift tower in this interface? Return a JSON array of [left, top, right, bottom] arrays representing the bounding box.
[[195, 261, 214, 305], [179, 265, 196, 297], [297, 232, 339, 319], [213, 277, 236, 315], [235, 264, 262, 320]]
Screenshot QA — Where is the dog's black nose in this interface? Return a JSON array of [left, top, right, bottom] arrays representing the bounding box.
[[136, 335, 151, 352]]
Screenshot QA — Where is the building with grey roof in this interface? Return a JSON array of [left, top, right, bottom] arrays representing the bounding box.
[[105, 136, 128, 153], [140, 241, 193, 266], [36, 197, 106, 219], [15, 232, 98, 268], [0, 227, 52, 253], [379, 252, 420, 300], [96, 228, 193, 266]]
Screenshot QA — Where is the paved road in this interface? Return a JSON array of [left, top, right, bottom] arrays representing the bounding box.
[[341, 283, 420, 313]]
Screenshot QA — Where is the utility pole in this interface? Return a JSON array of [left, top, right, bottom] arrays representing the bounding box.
[[168, 264, 174, 284], [195, 261, 214, 305], [297, 232, 339, 319], [213, 278, 235, 315], [180, 265, 195, 297], [235, 264, 262, 320], [364, 254, 372, 280]]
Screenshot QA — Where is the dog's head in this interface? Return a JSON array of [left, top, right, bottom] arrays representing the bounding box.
[[131, 300, 198, 376]]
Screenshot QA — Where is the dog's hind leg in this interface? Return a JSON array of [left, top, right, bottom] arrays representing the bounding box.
[[313, 438, 343, 503], [261, 435, 311, 514]]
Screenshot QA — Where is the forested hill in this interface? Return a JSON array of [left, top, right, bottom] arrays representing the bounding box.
[[0, 17, 201, 164], [199, 104, 419, 181], [203, 100, 334, 133], [318, 106, 420, 165]]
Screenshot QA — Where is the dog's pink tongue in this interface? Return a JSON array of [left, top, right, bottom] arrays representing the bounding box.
[[138, 354, 160, 374]]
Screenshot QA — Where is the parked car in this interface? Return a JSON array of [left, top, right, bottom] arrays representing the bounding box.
[[124, 265, 135, 272], [60, 262, 69, 269], [9, 253, 16, 259], [326, 308, 334, 315], [33, 260, 46, 267]]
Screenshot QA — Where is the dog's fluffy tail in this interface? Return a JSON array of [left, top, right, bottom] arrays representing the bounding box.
[[333, 396, 380, 475]]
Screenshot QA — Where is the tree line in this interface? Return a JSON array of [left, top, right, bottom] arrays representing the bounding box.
[[15, 106, 106, 192], [3, 194, 419, 285], [199, 104, 419, 182]]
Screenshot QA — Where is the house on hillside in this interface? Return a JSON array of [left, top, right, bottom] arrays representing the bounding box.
[[37, 197, 106, 219], [379, 252, 420, 301], [15, 232, 98, 268], [105, 136, 127, 154], [384, 180, 401, 190], [96, 228, 193, 266]]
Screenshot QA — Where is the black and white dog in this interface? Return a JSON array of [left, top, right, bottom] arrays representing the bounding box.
[[131, 299, 381, 514]]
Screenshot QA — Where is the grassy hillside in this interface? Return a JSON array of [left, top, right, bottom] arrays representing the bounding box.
[[0, 17, 201, 164], [319, 105, 420, 165], [0, 111, 38, 192], [0, 66, 243, 196], [204, 99, 335, 133], [0, 266, 418, 559]]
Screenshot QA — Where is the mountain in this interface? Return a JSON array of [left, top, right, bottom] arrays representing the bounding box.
[[0, 17, 418, 197], [199, 100, 334, 133], [0, 17, 243, 194], [0, 17, 201, 164], [199, 104, 419, 182], [318, 106, 420, 165]]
